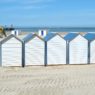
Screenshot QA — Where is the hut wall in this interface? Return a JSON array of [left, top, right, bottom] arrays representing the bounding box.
[[47, 35, 66, 65], [90, 40, 95, 63], [25, 37, 44, 65], [69, 35, 88, 64], [2, 37, 22, 66]]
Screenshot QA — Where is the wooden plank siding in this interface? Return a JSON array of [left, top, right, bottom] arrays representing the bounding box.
[[1, 37, 22, 66], [47, 35, 66, 65], [25, 36, 44, 66], [69, 35, 88, 64]]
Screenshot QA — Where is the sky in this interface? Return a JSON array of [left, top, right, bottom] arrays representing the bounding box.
[[0, 0, 95, 27]]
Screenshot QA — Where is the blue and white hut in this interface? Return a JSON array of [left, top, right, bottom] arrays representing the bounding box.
[[64, 33, 88, 64], [84, 33, 95, 64], [23, 33, 45, 66], [0, 34, 23, 66], [44, 33, 66, 65]]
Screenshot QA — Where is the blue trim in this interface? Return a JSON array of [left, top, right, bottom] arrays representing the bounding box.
[[84, 33, 95, 41], [44, 41, 47, 66], [44, 33, 56, 41], [64, 33, 78, 41], [88, 41, 90, 64], [66, 41, 69, 64], [22, 42, 25, 67]]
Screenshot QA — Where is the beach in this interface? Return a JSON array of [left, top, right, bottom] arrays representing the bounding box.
[[0, 65, 95, 95]]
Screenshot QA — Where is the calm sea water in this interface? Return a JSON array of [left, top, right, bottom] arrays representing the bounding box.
[[15, 27, 95, 32]]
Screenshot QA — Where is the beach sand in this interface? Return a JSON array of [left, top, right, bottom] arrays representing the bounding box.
[[0, 65, 95, 95]]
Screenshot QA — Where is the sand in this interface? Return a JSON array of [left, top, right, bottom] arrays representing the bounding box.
[[0, 65, 95, 95]]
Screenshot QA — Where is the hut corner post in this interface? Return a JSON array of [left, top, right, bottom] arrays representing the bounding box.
[[88, 41, 90, 64], [0, 45, 2, 66], [22, 42, 25, 67], [44, 41, 47, 66], [66, 41, 69, 64]]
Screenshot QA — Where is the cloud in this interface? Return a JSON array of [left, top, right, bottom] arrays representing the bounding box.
[[22, 0, 54, 4], [19, 0, 55, 10], [22, 0, 45, 4], [20, 0, 55, 9], [22, 5, 47, 10], [0, 0, 54, 3], [0, 0, 55, 12], [0, 0, 17, 3]]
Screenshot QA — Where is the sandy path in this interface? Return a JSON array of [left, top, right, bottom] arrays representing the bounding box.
[[0, 65, 95, 95]]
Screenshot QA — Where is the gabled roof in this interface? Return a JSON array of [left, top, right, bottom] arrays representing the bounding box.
[[64, 33, 79, 41], [0, 34, 23, 44], [23, 33, 44, 43], [23, 33, 34, 43], [84, 33, 95, 41], [44, 33, 56, 41]]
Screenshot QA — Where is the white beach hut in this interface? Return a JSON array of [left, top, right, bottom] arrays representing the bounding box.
[[11, 30, 21, 36], [0, 34, 23, 66], [44, 33, 66, 65], [64, 33, 88, 64], [38, 29, 47, 37], [23, 33, 45, 66], [84, 33, 95, 64]]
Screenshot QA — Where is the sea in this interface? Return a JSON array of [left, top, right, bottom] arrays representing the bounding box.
[[15, 27, 95, 32]]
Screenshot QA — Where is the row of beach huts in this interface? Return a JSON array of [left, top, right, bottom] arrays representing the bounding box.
[[0, 32, 95, 67]]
